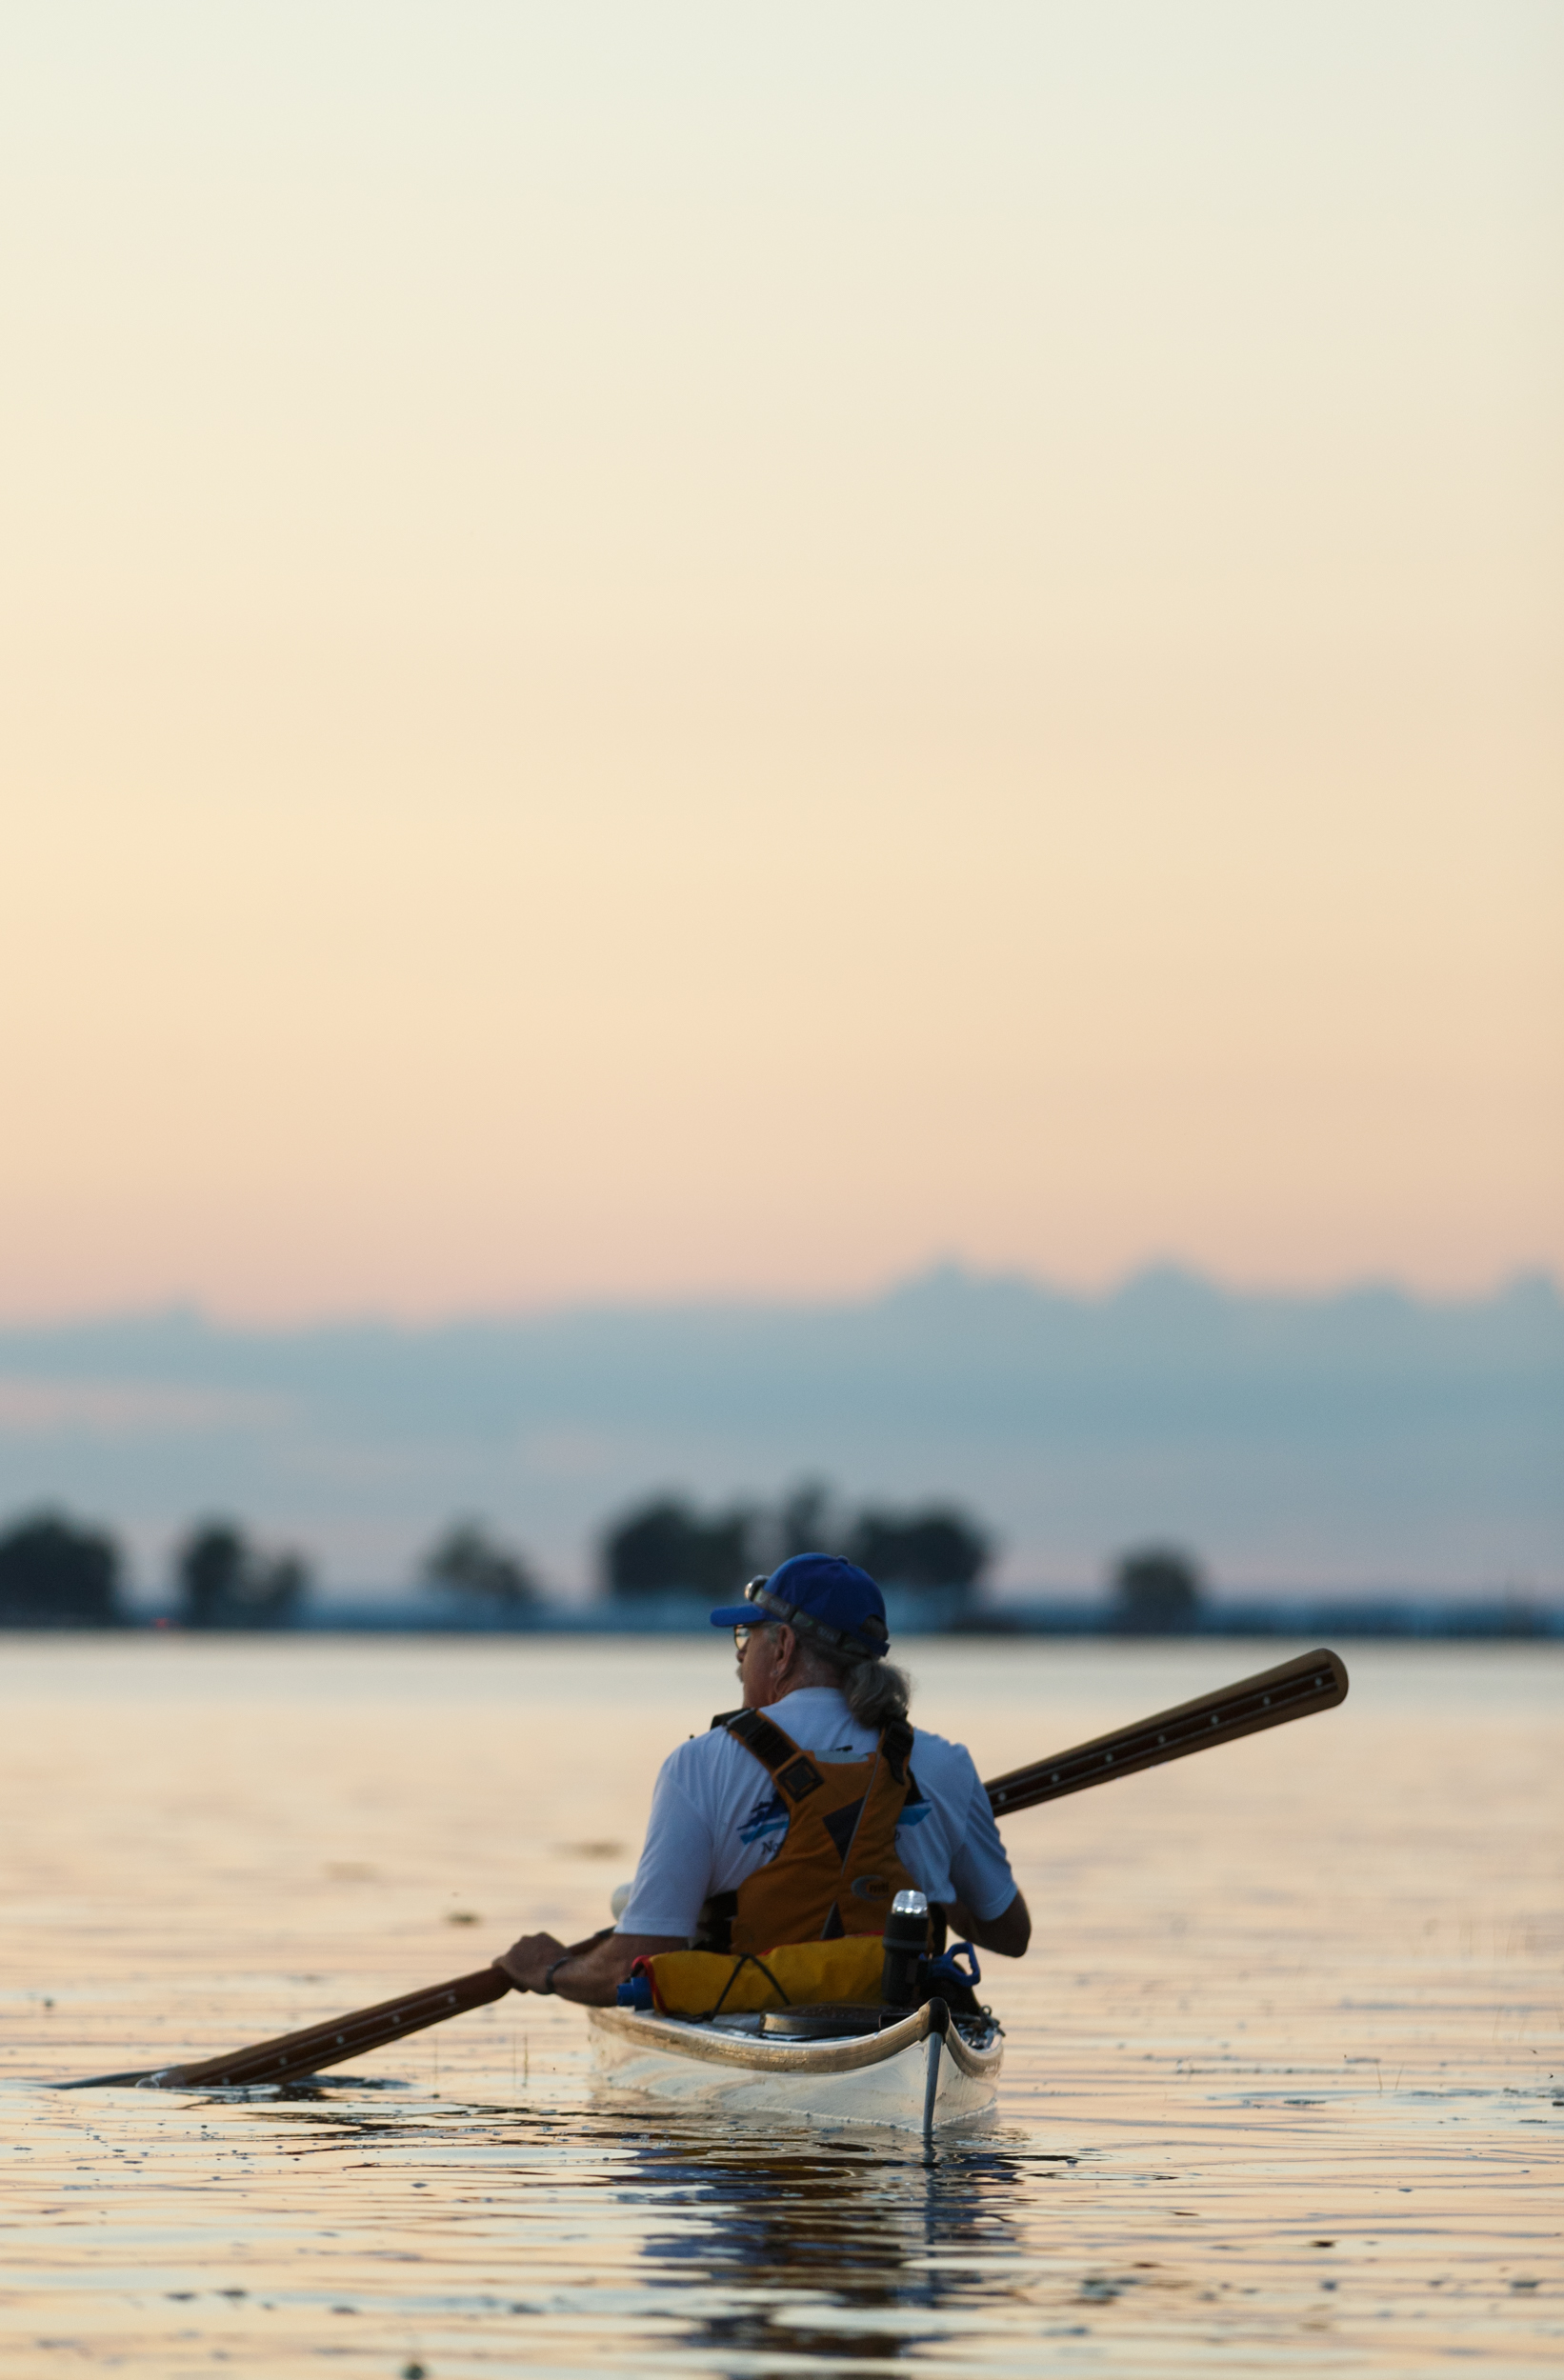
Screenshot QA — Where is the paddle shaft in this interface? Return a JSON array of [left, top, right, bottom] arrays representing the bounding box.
[[55, 1965, 513, 2092], [66, 1646, 1346, 2090], [983, 1646, 1349, 1816]]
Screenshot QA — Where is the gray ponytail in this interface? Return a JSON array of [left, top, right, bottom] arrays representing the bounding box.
[[825, 1647, 912, 1729]]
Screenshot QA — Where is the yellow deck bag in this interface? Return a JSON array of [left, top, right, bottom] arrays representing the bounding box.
[[644, 1934, 884, 2017]]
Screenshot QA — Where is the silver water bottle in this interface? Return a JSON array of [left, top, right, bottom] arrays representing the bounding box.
[[881, 1888, 930, 2007]]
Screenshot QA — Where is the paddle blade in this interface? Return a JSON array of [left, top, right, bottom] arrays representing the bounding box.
[[143, 1964, 512, 2091], [984, 1647, 1349, 1816]]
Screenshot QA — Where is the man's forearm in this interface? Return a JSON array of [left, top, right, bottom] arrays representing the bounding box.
[[497, 1929, 686, 2006], [942, 1889, 1031, 1958], [549, 1931, 686, 2006]]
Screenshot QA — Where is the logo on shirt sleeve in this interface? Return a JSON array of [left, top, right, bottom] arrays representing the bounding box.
[[738, 1790, 790, 1849]]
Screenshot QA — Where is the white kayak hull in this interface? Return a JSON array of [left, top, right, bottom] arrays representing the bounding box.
[[587, 1999, 1001, 2133]]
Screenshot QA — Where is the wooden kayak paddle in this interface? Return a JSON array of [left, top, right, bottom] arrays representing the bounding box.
[[984, 1645, 1349, 1815], [58, 1966, 514, 2091], [61, 1644, 1346, 2090]]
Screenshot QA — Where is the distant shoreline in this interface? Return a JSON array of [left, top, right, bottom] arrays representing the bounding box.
[[7, 1598, 1560, 1642]]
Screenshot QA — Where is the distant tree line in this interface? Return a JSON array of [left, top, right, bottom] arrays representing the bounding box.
[[600, 1481, 993, 1602], [175, 1522, 310, 1629], [419, 1521, 540, 1609], [0, 1501, 1209, 1633], [0, 1510, 311, 1629], [1110, 1546, 1204, 1633], [0, 1513, 123, 1626]]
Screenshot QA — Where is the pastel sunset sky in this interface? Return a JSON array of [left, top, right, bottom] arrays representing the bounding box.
[[3, 3, 1559, 1320]]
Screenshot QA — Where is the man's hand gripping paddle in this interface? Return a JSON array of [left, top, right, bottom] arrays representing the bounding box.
[[61, 1645, 1347, 2090]]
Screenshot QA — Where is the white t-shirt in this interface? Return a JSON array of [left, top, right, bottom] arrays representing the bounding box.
[[614, 1685, 1018, 1941]]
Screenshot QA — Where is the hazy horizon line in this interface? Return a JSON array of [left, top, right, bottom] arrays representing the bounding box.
[[4, 1254, 1559, 1339]]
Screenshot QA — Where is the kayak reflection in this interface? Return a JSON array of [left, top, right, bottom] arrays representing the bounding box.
[[619, 2124, 1050, 2365]]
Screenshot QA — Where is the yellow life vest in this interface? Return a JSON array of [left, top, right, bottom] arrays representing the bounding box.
[[698, 1704, 918, 1954]]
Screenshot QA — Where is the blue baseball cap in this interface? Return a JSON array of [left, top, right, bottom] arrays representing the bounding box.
[[710, 1551, 890, 1658]]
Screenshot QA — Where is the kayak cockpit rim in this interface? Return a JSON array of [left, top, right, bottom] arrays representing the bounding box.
[[586, 1993, 1001, 2080]]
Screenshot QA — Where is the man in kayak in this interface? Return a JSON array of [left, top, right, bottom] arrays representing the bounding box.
[[499, 1551, 1030, 2004]]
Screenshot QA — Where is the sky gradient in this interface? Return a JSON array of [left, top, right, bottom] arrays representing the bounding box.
[[3, 3, 1559, 1320]]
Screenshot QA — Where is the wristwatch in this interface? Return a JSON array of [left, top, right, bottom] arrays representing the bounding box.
[[540, 1956, 571, 1995]]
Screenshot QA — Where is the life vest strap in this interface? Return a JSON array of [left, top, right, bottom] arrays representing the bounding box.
[[715, 1705, 913, 1791], [720, 1707, 824, 1801]]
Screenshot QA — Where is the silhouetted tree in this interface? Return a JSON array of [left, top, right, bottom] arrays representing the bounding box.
[[600, 1488, 997, 1607], [420, 1521, 539, 1608], [1112, 1547, 1204, 1633], [845, 1507, 991, 1596], [0, 1512, 122, 1626], [176, 1521, 309, 1630], [603, 1498, 758, 1599], [774, 1480, 843, 1563]]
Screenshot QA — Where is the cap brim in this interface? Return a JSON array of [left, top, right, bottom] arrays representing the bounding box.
[[708, 1605, 753, 1628]]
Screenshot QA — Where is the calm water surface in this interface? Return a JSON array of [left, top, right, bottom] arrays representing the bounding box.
[[1, 1636, 1558, 2375]]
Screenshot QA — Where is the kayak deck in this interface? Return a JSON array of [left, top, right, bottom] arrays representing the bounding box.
[[587, 1996, 1002, 2133]]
